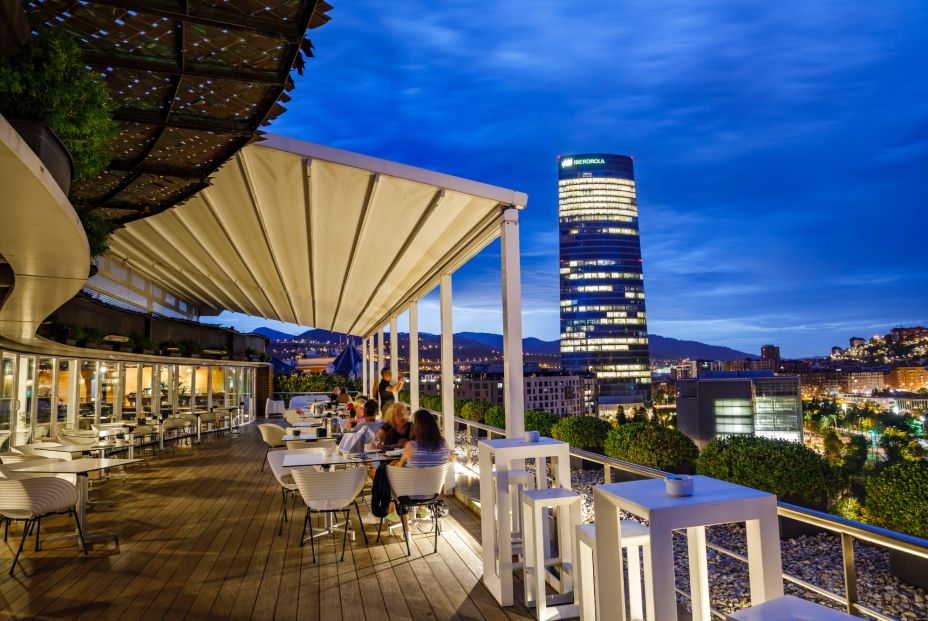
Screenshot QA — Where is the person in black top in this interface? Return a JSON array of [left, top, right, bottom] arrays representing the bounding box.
[[375, 402, 410, 449], [377, 367, 404, 410]]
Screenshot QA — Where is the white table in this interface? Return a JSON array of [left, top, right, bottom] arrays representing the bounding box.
[[15, 457, 143, 549], [265, 399, 285, 419], [478, 437, 571, 606], [593, 476, 783, 621], [282, 451, 397, 468]]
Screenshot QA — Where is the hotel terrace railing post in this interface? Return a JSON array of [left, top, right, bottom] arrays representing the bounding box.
[[445, 414, 928, 621], [409, 300, 420, 413], [390, 316, 399, 378], [500, 205, 525, 438], [378, 327, 385, 382], [362, 336, 369, 396], [440, 273, 456, 493]]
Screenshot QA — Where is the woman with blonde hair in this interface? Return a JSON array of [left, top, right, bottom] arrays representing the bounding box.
[[375, 402, 410, 449]]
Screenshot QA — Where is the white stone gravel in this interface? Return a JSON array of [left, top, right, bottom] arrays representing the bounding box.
[[454, 433, 928, 620]]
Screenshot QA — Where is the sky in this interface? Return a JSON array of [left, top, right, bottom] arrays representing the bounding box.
[[206, 0, 928, 358]]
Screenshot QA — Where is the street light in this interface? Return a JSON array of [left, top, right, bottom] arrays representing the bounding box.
[[870, 429, 879, 461]]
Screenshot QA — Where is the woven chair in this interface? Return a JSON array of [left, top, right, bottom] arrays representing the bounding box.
[[258, 424, 286, 470], [379, 463, 449, 556], [0, 477, 87, 574], [266, 449, 304, 536], [291, 466, 369, 563]]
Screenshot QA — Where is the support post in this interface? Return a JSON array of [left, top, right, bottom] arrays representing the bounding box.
[[362, 336, 369, 395], [440, 274, 456, 493], [377, 328, 385, 396], [500, 206, 525, 438], [409, 301, 420, 413], [390, 316, 399, 378], [368, 337, 375, 398]]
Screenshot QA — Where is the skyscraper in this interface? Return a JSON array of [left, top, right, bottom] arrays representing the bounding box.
[[558, 154, 651, 412]]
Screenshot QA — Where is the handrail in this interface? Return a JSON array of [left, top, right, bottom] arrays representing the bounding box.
[[443, 410, 928, 620]]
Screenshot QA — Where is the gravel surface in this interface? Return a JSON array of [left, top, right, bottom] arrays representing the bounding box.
[[454, 433, 928, 620]]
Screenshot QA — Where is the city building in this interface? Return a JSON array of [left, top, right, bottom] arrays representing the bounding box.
[[850, 336, 866, 348], [676, 371, 803, 448], [440, 372, 599, 417], [846, 370, 886, 394], [890, 327, 928, 343], [760, 344, 781, 363], [557, 153, 650, 414], [889, 366, 928, 391], [797, 369, 849, 399], [894, 393, 928, 414], [831, 346, 843, 357]]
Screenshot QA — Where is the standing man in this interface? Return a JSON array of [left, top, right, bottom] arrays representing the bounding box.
[[378, 368, 405, 411]]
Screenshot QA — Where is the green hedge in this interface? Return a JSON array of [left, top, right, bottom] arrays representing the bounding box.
[[604, 422, 698, 474], [551, 416, 611, 453], [485, 405, 506, 429], [696, 435, 837, 508], [273, 372, 361, 395], [862, 460, 928, 538], [525, 410, 558, 437], [460, 400, 493, 423]]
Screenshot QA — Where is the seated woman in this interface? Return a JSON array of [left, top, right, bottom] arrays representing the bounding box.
[[375, 402, 410, 450], [346, 396, 368, 428], [397, 409, 451, 468]]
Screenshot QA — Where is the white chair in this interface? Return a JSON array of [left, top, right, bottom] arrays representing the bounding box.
[[291, 466, 369, 562], [0, 477, 87, 574], [380, 463, 449, 556], [266, 449, 304, 536], [729, 595, 857, 620], [258, 424, 286, 470]]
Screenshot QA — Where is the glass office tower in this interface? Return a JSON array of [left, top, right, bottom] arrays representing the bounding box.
[[558, 154, 651, 411]]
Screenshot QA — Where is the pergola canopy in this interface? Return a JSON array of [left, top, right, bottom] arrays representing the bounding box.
[[106, 135, 527, 337]]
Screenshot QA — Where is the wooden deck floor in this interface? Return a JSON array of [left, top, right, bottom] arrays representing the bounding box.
[[0, 427, 534, 621]]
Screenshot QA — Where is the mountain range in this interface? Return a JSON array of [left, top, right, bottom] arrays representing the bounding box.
[[253, 327, 755, 361]]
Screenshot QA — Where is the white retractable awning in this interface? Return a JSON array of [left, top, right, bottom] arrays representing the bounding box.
[[106, 134, 527, 337]]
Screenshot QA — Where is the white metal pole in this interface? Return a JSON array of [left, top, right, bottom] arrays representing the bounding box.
[[409, 301, 420, 412], [362, 336, 369, 395], [114, 362, 124, 420], [390, 316, 399, 379], [440, 274, 456, 493], [377, 328, 385, 397], [501, 206, 525, 438], [368, 337, 375, 397]]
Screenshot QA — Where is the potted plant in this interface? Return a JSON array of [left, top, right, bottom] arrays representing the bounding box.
[[0, 29, 116, 195], [181, 340, 204, 358], [161, 341, 182, 357]]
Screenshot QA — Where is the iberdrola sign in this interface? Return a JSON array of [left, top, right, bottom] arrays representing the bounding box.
[[561, 157, 606, 168]]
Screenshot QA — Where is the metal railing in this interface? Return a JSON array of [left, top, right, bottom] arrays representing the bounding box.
[[447, 414, 928, 621]]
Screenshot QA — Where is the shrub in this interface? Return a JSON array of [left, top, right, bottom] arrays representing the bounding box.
[[525, 410, 558, 438], [822, 429, 843, 462], [605, 422, 698, 474], [551, 416, 611, 453], [840, 434, 869, 476], [485, 405, 506, 429], [0, 30, 116, 180], [419, 394, 442, 411], [862, 460, 928, 538], [460, 400, 492, 423], [696, 435, 837, 508]]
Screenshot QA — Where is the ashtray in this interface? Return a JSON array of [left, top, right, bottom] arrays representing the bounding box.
[[665, 475, 694, 497]]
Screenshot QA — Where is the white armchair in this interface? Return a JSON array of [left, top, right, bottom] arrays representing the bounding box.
[[291, 466, 369, 562], [381, 463, 449, 556]]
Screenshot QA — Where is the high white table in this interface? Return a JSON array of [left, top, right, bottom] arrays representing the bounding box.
[[593, 476, 783, 621], [265, 399, 285, 419], [478, 437, 571, 607], [281, 451, 397, 468], [15, 457, 143, 549]]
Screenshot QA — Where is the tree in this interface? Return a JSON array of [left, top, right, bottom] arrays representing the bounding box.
[[902, 439, 926, 462], [841, 434, 869, 476], [551, 416, 611, 453], [484, 405, 505, 429], [459, 400, 492, 423], [862, 461, 928, 538], [631, 406, 648, 423], [822, 430, 843, 463], [879, 427, 910, 464], [604, 422, 699, 474]]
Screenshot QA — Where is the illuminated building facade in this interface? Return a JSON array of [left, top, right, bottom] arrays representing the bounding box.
[[558, 153, 651, 411]]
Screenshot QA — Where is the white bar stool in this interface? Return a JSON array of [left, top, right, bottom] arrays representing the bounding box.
[[493, 467, 536, 556], [575, 520, 652, 621], [523, 487, 581, 621], [728, 595, 857, 620]]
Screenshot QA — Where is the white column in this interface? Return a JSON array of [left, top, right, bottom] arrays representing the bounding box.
[[368, 337, 375, 397], [362, 337, 369, 395], [377, 328, 385, 394], [440, 274, 456, 493], [135, 364, 144, 418], [501, 206, 525, 437], [207, 366, 213, 411], [67, 360, 79, 429], [114, 362, 124, 420], [151, 364, 161, 417], [390, 316, 399, 377], [409, 301, 420, 412]]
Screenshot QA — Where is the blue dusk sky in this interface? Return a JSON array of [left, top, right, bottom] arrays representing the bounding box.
[[206, 0, 928, 358]]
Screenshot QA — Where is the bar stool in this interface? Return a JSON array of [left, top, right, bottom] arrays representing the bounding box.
[[575, 520, 653, 621], [492, 467, 535, 558], [728, 595, 857, 620], [523, 487, 580, 620]]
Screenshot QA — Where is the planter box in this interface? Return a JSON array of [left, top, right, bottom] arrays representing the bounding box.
[[9, 119, 73, 194], [889, 548, 928, 591]]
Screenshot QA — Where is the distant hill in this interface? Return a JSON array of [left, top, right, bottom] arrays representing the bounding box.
[[256, 327, 753, 361], [647, 334, 755, 361]]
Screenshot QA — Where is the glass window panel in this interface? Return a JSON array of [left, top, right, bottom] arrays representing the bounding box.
[[15, 356, 35, 446], [0, 353, 15, 452], [35, 358, 54, 440], [78, 360, 96, 429]]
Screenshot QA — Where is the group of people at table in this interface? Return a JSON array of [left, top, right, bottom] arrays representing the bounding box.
[[294, 368, 452, 523]]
